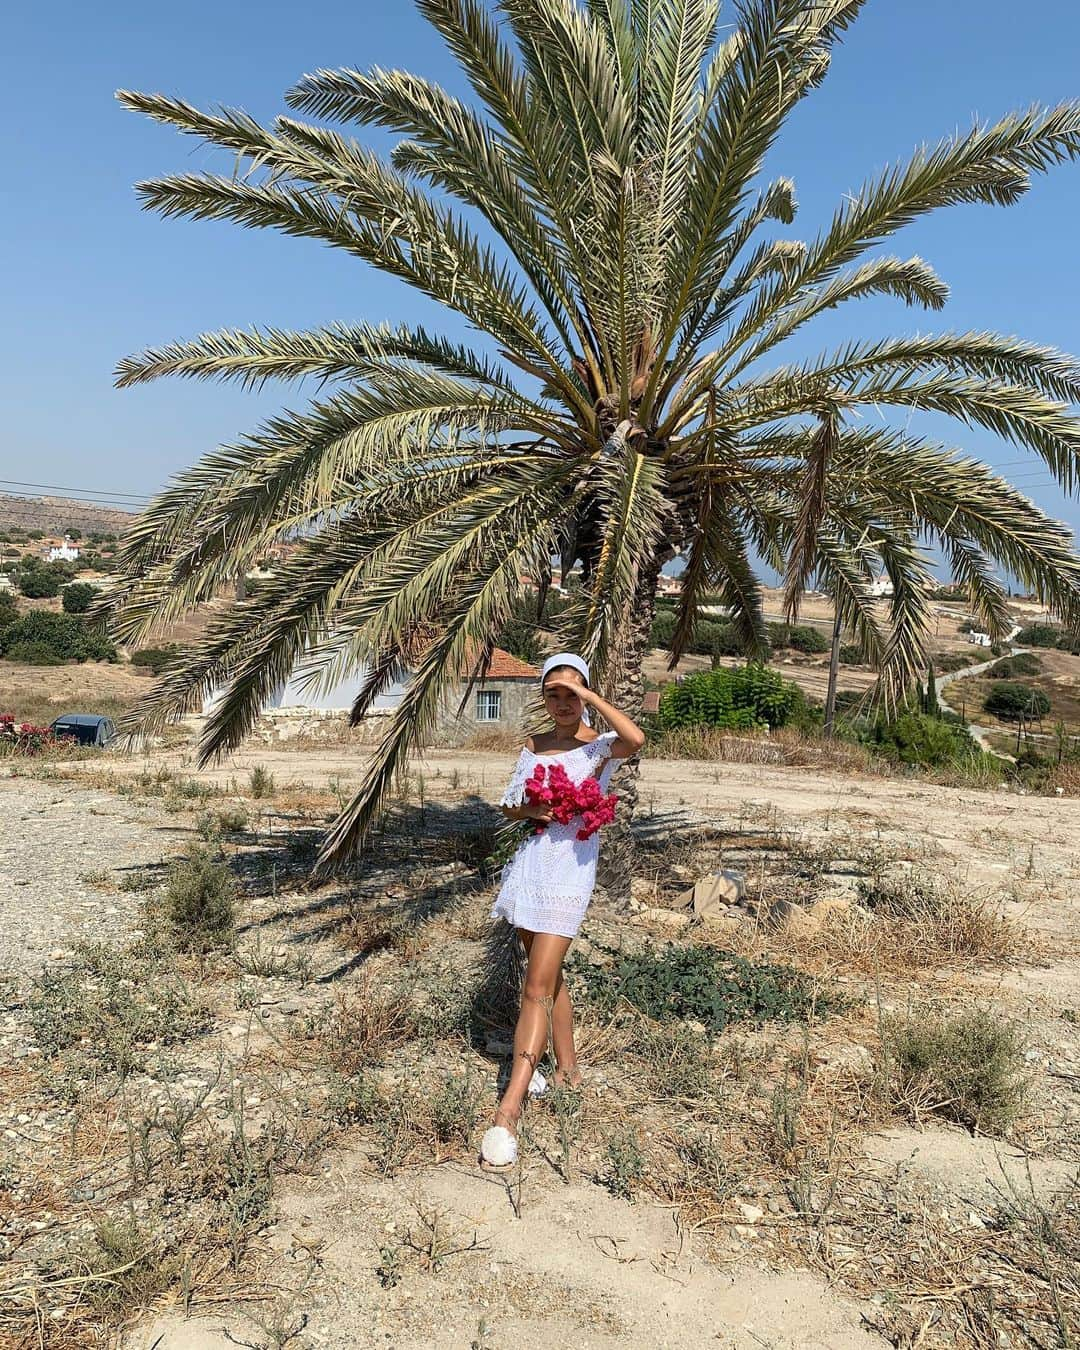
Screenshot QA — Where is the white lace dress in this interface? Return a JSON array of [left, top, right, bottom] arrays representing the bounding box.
[[490, 731, 622, 939]]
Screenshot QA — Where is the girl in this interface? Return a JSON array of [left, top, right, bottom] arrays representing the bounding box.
[[480, 651, 646, 1170]]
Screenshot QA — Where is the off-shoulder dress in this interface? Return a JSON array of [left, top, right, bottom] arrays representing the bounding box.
[[490, 730, 623, 939]]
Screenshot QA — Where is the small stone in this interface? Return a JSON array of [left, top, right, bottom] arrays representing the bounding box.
[[738, 1203, 765, 1224], [808, 895, 853, 923], [768, 898, 820, 936]]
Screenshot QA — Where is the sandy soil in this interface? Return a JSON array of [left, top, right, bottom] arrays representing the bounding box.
[[132, 1168, 883, 1349], [8, 735, 1078, 1349], [60, 737, 1080, 956]]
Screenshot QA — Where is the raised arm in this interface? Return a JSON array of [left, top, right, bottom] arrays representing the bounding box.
[[544, 675, 646, 759]]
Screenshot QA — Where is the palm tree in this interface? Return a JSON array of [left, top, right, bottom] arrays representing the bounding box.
[[109, 0, 1080, 882]]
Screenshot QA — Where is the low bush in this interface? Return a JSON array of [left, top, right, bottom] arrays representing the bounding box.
[[569, 940, 830, 1034], [0, 713, 58, 755], [0, 611, 116, 664], [28, 942, 210, 1073], [130, 645, 182, 675], [984, 683, 1051, 722], [838, 644, 865, 665], [865, 711, 976, 768], [1015, 624, 1061, 648], [659, 663, 805, 731], [61, 582, 99, 614], [881, 1007, 1026, 1134], [987, 653, 1042, 680], [1057, 630, 1080, 655], [935, 650, 980, 673], [0, 593, 17, 630], [768, 622, 830, 655], [164, 847, 238, 952]]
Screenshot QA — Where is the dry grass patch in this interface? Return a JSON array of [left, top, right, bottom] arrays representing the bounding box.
[[880, 1005, 1028, 1134], [641, 724, 877, 772]]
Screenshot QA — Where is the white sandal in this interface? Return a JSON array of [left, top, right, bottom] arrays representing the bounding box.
[[480, 1108, 519, 1170]]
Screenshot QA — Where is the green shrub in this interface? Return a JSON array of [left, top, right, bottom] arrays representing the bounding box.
[[1056, 630, 1080, 656], [164, 848, 238, 952], [767, 623, 830, 654], [838, 644, 865, 665], [882, 1007, 1026, 1134], [601, 1128, 646, 1200], [1015, 624, 1061, 648], [987, 653, 1042, 680], [0, 611, 116, 664], [0, 593, 17, 630], [3, 641, 64, 666], [61, 582, 99, 614], [984, 683, 1051, 722], [935, 651, 979, 673], [28, 942, 210, 1074], [867, 712, 975, 767], [18, 570, 60, 598], [131, 645, 182, 675], [659, 663, 805, 731], [569, 940, 830, 1034]]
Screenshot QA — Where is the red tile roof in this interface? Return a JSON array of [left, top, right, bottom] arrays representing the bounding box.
[[483, 647, 540, 679]]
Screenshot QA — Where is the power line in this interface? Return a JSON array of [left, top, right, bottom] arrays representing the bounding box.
[[0, 478, 154, 502]]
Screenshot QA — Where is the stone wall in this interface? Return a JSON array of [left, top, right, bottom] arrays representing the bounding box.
[[433, 679, 536, 746], [249, 678, 538, 748]]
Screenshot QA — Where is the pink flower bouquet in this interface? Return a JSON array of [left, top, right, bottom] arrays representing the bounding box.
[[524, 762, 618, 840]]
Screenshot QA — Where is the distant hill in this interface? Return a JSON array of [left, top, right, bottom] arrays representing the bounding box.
[[0, 494, 138, 537]]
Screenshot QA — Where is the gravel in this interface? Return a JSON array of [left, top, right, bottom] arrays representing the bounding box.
[[0, 773, 181, 985]]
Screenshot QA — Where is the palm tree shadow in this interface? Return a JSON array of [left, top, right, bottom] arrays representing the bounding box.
[[225, 796, 505, 985]]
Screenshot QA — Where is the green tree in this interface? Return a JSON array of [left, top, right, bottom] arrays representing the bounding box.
[[0, 612, 116, 665], [1015, 623, 1061, 647], [18, 570, 60, 599], [107, 3, 1080, 876], [925, 662, 938, 716], [984, 682, 1051, 722], [496, 596, 545, 664], [62, 582, 99, 614]]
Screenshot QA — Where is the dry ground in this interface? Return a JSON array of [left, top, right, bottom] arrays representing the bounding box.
[[2, 736, 1078, 1349]]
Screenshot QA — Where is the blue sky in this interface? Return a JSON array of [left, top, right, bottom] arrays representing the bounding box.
[[2, 0, 1079, 559]]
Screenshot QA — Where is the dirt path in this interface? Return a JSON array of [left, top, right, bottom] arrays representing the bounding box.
[[133, 1165, 884, 1349], [59, 741, 1080, 901]]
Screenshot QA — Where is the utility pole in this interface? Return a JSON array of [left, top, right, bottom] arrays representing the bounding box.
[[823, 603, 842, 739]]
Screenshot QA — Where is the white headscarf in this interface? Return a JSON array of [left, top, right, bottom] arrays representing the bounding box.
[[540, 652, 592, 725]]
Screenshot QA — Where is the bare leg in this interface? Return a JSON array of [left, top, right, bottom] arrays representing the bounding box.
[[498, 931, 572, 1127], [518, 932, 580, 1085], [551, 970, 582, 1087]]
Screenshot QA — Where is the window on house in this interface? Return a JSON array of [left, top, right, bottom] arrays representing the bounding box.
[[476, 689, 502, 722]]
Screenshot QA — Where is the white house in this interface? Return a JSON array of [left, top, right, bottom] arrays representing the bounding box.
[[868, 573, 894, 599], [45, 542, 80, 563], [968, 631, 993, 648], [203, 646, 542, 744]]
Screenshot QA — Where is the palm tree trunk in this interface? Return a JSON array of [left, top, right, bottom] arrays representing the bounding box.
[[596, 554, 664, 899]]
